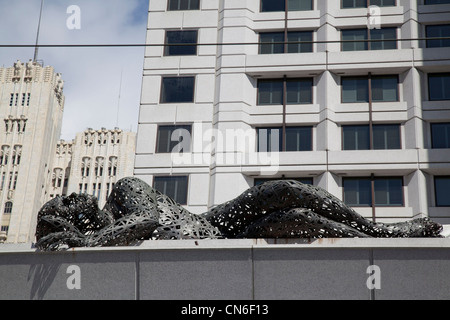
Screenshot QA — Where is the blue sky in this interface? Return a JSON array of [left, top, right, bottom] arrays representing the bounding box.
[[0, 0, 149, 140]]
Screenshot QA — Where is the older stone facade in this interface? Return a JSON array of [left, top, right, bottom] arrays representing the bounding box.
[[47, 128, 136, 209], [0, 60, 64, 243], [0, 60, 136, 244]]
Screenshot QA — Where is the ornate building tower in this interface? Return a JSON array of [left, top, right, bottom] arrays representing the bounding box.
[[0, 60, 64, 243]]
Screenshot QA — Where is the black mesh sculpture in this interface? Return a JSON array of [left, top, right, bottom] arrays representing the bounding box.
[[35, 177, 443, 251]]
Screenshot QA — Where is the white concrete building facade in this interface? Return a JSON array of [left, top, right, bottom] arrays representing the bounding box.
[[135, 0, 450, 224], [0, 60, 65, 243]]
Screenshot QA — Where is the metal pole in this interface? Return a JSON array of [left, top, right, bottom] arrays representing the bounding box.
[[34, 0, 45, 62]]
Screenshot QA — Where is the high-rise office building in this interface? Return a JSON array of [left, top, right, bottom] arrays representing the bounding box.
[[136, 0, 450, 224], [0, 60, 65, 243]]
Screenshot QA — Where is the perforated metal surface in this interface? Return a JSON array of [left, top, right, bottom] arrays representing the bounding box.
[[35, 178, 443, 251]]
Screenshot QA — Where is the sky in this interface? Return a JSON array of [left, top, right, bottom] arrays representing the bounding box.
[[0, 0, 149, 140]]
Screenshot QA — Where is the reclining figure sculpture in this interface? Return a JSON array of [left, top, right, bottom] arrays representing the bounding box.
[[35, 177, 443, 251]]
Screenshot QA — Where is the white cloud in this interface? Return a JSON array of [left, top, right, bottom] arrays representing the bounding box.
[[0, 0, 148, 140]]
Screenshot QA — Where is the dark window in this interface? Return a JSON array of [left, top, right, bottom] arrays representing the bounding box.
[[165, 30, 198, 56], [343, 125, 370, 150], [371, 75, 399, 102], [257, 80, 283, 105], [373, 124, 401, 149], [161, 76, 195, 103], [342, 28, 397, 51], [259, 31, 313, 54], [342, 0, 395, 8], [257, 127, 312, 152], [343, 177, 403, 207], [3, 202, 12, 214], [370, 0, 396, 6], [425, 0, 450, 4], [254, 177, 313, 186], [343, 124, 400, 150], [426, 25, 450, 48], [342, 77, 369, 103], [343, 178, 372, 206], [431, 123, 450, 148], [261, 0, 313, 12], [429, 73, 450, 101], [258, 78, 313, 105], [168, 0, 200, 10], [435, 176, 450, 207], [342, 75, 398, 103], [370, 28, 397, 50], [154, 176, 189, 205], [342, 29, 368, 51], [285, 126, 313, 151], [156, 125, 192, 153]]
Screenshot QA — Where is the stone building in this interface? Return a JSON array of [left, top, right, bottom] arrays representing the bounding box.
[[47, 128, 136, 208], [0, 60, 64, 243], [135, 0, 450, 223], [0, 59, 137, 244]]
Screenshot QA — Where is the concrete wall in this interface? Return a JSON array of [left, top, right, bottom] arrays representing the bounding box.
[[1, 239, 450, 300]]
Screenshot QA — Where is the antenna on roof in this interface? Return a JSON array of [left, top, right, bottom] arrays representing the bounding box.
[[34, 0, 45, 62], [116, 69, 123, 128]]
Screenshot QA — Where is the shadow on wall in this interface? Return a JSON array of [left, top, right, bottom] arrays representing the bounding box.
[[27, 254, 62, 300]]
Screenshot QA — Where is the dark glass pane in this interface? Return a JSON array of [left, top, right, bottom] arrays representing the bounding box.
[[371, 76, 398, 102], [431, 123, 450, 148], [343, 178, 372, 206], [373, 124, 401, 149], [435, 177, 450, 207], [287, 31, 313, 53], [342, 77, 369, 103], [425, 0, 450, 4], [165, 30, 198, 56], [257, 127, 282, 152], [370, 28, 397, 50], [374, 178, 403, 206], [259, 32, 285, 54], [168, 0, 199, 10], [261, 0, 285, 12], [285, 127, 312, 151], [371, 0, 396, 6], [161, 77, 195, 103], [342, 0, 367, 8], [286, 78, 313, 104], [427, 25, 450, 48], [154, 176, 188, 205], [343, 125, 370, 150], [429, 73, 450, 101], [289, 0, 313, 11], [157, 125, 192, 153], [257, 80, 283, 105], [342, 29, 368, 51]]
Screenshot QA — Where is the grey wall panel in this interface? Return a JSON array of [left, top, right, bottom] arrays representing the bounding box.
[[139, 248, 253, 300], [373, 248, 450, 300], [253, 248, 371, 300], [0, 251, 136, 300]]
